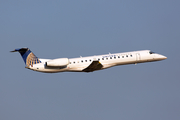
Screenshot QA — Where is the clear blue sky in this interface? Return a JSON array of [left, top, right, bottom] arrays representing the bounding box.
[[1, 1, 180, 120]]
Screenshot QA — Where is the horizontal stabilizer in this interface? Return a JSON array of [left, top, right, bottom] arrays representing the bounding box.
[[10, 48, 28, 52]]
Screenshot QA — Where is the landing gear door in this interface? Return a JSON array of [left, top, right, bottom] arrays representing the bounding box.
[[136, 53, 141, 62]]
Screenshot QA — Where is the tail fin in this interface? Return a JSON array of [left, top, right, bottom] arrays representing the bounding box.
[[11, 48, 41, 67]]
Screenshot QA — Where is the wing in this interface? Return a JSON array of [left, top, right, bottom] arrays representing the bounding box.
[[82, 60, 103, 72]]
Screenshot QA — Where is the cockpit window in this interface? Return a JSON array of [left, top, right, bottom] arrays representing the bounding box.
[[149, 51, 155, 54]]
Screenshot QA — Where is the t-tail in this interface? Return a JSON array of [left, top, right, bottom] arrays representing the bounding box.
[[11, 48, 41, 67]]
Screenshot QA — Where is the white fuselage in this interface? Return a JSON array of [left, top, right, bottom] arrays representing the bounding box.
[[28, 50, 167, 73]]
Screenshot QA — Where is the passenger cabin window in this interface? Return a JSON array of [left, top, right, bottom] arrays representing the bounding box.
[[85, 60, 87, 62], [114, 57, 116, 59], [81, 60, 83, 62], [110, 57, 112, 59], [130, 55, 132, 57], [102, 58, 104, 60], [118, 56, 120, 58], [126, 55, 128, 57]]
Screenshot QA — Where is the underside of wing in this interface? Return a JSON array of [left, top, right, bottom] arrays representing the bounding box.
[[82, 60, 103, 72]]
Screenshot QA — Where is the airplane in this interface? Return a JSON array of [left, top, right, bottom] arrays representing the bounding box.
[[11, 48, 167, 73]]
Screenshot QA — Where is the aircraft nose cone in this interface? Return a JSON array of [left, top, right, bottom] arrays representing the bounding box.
[[161, 55, 167, 59], [157, 54, 167, 60], [163, 56, 167, 59]]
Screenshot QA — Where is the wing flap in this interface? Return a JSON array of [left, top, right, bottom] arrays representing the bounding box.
[[83, 60, 103, 72]]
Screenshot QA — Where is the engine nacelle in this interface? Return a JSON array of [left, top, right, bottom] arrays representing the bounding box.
[[46, 58, 69, 67]]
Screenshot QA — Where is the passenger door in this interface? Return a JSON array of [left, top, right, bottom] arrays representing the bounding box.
[[136, 53, 141, 62]]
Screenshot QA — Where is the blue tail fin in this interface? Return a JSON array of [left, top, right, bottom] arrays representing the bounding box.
[[11, 48, 41, 67]]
